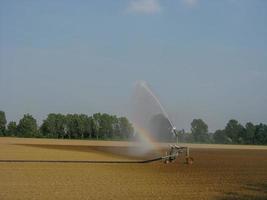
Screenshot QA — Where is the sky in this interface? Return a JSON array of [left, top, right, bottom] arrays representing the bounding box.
[[0, 0, 266, 132]]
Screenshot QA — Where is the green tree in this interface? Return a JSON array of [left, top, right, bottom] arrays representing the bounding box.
[[118, 117, 134, 139], [65, 114, 79, 139], [92, 113, 101, 140], [76, 114, 91, 139], [100, 113, 116, 139], [0, 111, 7, 136], [244, 122, 256, 144], [40, 113, 66, 138], [6, 121, 17, 136], [111, 115, 121, 139], [87, 116, 94, 139], [225, 119, 245, 144], [254, 123, 267, 145], [213, 129, 231, 144], [191, 119, 210, 143], [17, 114, 38, 137]]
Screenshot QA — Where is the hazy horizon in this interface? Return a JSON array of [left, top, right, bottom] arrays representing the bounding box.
[[1, 0, 267, 132]]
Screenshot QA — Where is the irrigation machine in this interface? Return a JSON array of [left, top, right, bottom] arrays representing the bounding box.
[[162, 127, 194, 164]]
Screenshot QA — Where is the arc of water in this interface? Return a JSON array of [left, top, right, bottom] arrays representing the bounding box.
[[139, 81, 176, 131]]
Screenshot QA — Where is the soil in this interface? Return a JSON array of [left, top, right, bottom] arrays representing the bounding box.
[[0, 138, 266, 200]]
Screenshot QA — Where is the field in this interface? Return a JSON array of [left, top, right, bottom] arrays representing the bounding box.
[[0, 138, 267, 200]]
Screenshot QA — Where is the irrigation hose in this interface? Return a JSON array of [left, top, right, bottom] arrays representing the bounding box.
[[0, 157, 162, 164]]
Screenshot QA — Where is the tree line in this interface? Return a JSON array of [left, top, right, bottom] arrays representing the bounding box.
[[0, 110, 267, 145], [177, 118, 267, 145], [0, 111, 134, 140], [147, 114, 267, 145]]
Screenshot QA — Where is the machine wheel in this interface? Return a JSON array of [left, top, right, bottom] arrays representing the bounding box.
[[164, 159, 169, 164], [185, 156, 194, 164]]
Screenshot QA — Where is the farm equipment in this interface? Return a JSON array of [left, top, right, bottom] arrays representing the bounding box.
[[162, 127, 193, 164], [162, 145, 193, 164]]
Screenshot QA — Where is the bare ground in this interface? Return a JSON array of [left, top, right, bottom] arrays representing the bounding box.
[[0, 137, 266, 200]]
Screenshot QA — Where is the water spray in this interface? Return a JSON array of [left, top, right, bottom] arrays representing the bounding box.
[[133, 81, 193, 164]]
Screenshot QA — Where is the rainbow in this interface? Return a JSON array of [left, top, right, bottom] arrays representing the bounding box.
[[132, 122, 162, 153]]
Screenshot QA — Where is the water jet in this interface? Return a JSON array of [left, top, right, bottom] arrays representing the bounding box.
[[131, 80, 193, 164]]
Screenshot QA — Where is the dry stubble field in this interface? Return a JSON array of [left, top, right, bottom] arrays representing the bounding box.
[[0, 137, 267, 200]]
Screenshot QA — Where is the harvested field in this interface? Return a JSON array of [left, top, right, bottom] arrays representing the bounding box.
[[0, 138, 267, 200]]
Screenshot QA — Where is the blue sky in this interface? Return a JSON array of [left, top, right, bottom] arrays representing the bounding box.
[[0, 0, 266, 131]]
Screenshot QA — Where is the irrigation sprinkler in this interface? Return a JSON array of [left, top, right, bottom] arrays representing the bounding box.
[[161, 145, 194, 165], [161, 126, 193, 164], [133, 81, 194, 165]]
